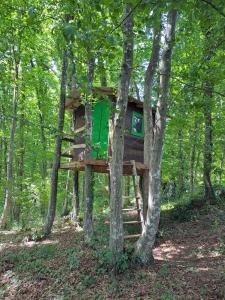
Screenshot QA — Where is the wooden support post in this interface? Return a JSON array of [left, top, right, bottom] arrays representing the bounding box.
[[131, 160, 144, 231], [71, 171, 79, 223]]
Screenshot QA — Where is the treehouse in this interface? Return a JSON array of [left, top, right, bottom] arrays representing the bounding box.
[[60, 87, 148, 176]]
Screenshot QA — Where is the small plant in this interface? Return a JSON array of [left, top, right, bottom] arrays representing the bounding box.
[[217, 238, 225, 255], [64, 247, 80, 270], [159, 263, 170, 277], [97, 248, 129, 274]]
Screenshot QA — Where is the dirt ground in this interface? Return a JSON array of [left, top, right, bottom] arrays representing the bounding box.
[[0, 206, 225, 300]]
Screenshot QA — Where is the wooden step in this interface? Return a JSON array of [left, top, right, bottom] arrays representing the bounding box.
[[105, 220, 141, 225], [61, 153, 73, 158], [123, 221, 142, 225], [74, 125, 85, 134], [122, 208, 140, 212], [124, 234, 141, 239]]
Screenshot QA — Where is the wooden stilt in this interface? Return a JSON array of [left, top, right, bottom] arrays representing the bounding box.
[[131, 160, 144, 231]]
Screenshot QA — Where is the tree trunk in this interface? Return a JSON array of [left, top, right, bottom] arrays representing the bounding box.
[[177, 128, 184, 195], [189, 118, 198, 194], [83, 58, 95, 240], [123, 176, 130, 207], [99, 58, 107, 86], [109, 3, 133, 259], [142, 23, 161, 221], [203, 80, 216, 204], [202, 27, 216, 204], [14, 96, 25, 221], [0, 60, 19, 229], [61, 170, 71, 217], [135, 10, 177, 264], [71, 171, 79, 223], [43, 47, 68, 236], [37, 97, 47, 180]]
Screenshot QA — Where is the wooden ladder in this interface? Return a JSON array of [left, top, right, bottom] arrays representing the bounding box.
[[123, 160, 144, 240]]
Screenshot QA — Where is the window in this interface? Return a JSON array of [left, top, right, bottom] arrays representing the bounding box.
[[131, 111, 144, 137]]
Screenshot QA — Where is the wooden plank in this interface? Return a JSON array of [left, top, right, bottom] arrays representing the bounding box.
[[59, 159, 148, 175], [74, 126, 85, 134], [131, 160, 145, 230], [122, 208, 140, 212], [62, 144, 86, 155], [124, 234, 141, 239], [123, 221, 142, 224], [62, 135, 74, 143], [61, 153, 73, 158]]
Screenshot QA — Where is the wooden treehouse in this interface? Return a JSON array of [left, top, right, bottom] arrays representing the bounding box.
[[60, 86, 148, 176], [60, 87, 147, 239]]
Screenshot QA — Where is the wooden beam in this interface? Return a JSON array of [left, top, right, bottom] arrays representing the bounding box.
[[61, 153, 73, 158], [124, 234, 141, 239], [62, 144, 86, 155], [62, 135, 74, 143], [74, 126, 85, 134], [131, 160, 144, 230], [59, 159, 148, 175]]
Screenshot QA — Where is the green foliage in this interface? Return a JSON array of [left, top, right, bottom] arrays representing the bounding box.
[[64, 247, 80, 270], [97, 248, 129, 274]]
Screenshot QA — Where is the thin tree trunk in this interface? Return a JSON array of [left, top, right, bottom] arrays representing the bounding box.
[[83, 58, 95, 240], [99, 58, 107, 86], [14, 95, 25, 221], [219, 149, 224, 185], [123, 176, 130, 207], [189, 118, 198, 194], [142, 23, 161, 221], [135, 10, 177, 264], [43, 47, 68, 236], [109, 3, 133, 259], [203, 80, 216, 204], [62, 170, 71, 217], [134, 81, 140, 102], [71, 171, 79, 223], [37, 97, 47, 180], [177, 128, 184, 195], [0, 59, 19, 229]]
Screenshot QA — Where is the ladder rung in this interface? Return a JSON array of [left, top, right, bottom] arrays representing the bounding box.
[[123, 221, 142, 224], [122, 208, 140, 212], [124, 234, 141, 239]]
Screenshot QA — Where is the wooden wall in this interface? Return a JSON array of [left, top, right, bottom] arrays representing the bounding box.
[[72, 99, 144, 163]]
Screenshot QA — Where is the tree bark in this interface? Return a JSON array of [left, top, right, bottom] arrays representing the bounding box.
[[14, 95, 25, 221], [83, 58, 95, 240], [142, 23, 161, 221], [71, 171, 80, 223], [123, 176, 130, 207], [189, 118, 198, 194], [202, 27, 216, 204], [135, 10, 177, 264], [109, 3, 133, 259], [43, 47, 68, 236], [0, 59, 19, 229], [61, 170, 71, 217], [177, 128, 184, 195], [203, 80, 216, 204]]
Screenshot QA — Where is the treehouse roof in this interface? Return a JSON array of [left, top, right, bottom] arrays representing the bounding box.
[[65, 86, 143, 110]]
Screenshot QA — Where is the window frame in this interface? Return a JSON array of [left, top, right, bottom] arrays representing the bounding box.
[[131, 111, 144, 138]]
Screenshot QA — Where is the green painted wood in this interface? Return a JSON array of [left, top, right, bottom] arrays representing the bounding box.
[[92, 99, 111, 159]]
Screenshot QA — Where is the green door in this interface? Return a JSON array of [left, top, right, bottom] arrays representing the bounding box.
[[92, 99, 111, 159]]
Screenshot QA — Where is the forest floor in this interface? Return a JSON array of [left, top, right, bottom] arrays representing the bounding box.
[[0, 204, 225, 300]]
